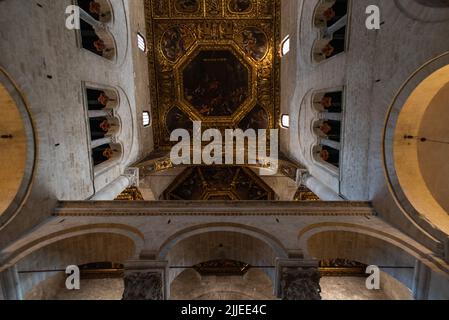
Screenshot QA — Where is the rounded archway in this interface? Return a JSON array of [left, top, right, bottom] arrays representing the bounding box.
[[17, 232, 136, 300], [395, 0, 449, 22], [384, 56, 449, 239], [305, 230, 415, 299], [0, 67, 35, 229], [163, 230, 282, 300], [171, 267, 276, 300]]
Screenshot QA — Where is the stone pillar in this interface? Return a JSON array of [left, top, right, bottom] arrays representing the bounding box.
[[320, 138, 341, 151], [91, 175, 131, 200], [320, 112, 342, 121], [0, 282, 5, 300], [91, 168, 139, 200], [323, 14, 348, 38], [0, 266, 23, 300], [88, 109, 112, 118], [79, 7, 105, 29], [300, 172, 343, 201], [122, 260, 168, 301], [275, 259, 322, 300], [91, 136, 113, 149], [412, 260, 431, 300]]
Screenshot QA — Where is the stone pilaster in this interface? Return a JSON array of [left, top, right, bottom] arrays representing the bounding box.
[[122, 260, 168, 301], [0, 266, 23, 300], [275, 259, 322, 300], [412, 260, 431, 300]]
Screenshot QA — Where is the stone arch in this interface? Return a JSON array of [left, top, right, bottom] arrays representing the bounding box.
[[158, 224, 288, 292], [0, 224, 145, 271], [170, 268, 276, 300], [0, 67, 36, 230], [395, 0, 449, 22], [298, 222, 449, 294], [300, 226, 417, 290], [383, 52, 449, 244], [16, 231, 136, 300], [158, 223, 288, 261]]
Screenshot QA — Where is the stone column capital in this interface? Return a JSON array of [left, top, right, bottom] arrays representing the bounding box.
[[275, 259, 321, 300], [122, 260, 169, 301], [124, 167, 140, 187], [295, 169, 310, 187]]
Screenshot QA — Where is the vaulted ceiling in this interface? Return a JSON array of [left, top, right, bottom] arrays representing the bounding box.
[[163, 166, 275, 200], [144, 0, 281, 149]]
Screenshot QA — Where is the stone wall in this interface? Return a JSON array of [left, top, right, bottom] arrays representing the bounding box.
[[0, 0, 153, 247]]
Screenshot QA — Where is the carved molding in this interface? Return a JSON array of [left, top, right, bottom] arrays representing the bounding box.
[[55, 200, 376, 217], [143, 0, 281, 148]]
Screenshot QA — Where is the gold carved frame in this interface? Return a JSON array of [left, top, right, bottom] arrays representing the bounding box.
[[144, 0, 281, 149]]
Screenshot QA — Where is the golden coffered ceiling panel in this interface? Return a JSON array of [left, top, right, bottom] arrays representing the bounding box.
[[163, 166, 275, 200], [144, 0, 281, 149]]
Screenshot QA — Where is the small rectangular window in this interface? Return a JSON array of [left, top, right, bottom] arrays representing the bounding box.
[[137, 33, 146, 52], [143, 111, 151, 127], [281, 114, 290, 129]]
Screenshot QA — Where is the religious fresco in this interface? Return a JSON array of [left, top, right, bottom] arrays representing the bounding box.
[[163, 166, 275, 200], [165, 107, 193, 133], [182, 50, 249, 117], [144, 0, 281, 148], [238, 27, 268, 60], [228, 0, 253, 13], [238, 104, 268, 130], [174, 0, 200, 13], [161, 26, 196, 62]]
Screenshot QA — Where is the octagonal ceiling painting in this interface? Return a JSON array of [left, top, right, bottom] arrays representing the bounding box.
[[181, 49, 250, 118], [145, 0, 281, 149]]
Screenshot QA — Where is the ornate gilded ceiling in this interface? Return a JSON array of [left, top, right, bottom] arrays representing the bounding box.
[[163, 166, 275, 200], [144, 0, 281, 149]]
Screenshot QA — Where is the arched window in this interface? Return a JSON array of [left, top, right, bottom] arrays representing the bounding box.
[[79, 20, 116, 59], [77, 0, 112, 23], [314, 145, 341, 169], [313, 0, 349, 63], [314, 119, 341, 142], [89, 116, 119, 141], [76, 0, 116, 60], [92, 143, 122, 167], [85, 88, 118, 111], [84, 86, 121, 170], [313, 91, 343, 113], [312, 89, 345, 170]]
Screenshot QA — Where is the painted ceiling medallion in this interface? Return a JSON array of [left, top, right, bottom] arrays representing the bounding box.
[[174, 0, 201, 14], [161, 26, 196, 62], [228, 0, 253, 14]]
